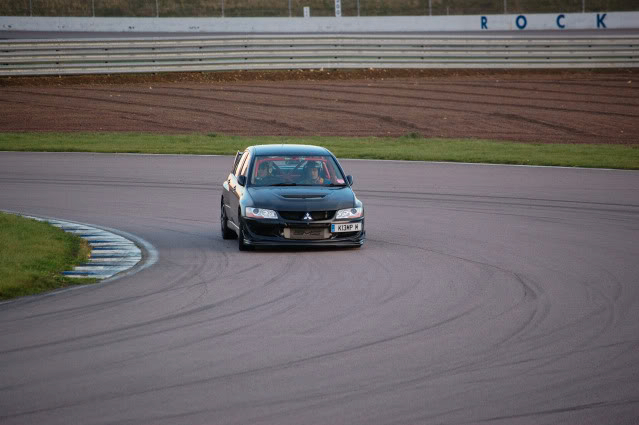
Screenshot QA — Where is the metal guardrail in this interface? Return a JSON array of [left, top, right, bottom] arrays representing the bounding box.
[[1, 35, 637, 76]]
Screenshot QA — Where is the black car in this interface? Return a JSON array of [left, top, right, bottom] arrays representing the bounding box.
[[220, 144, 365, 250]]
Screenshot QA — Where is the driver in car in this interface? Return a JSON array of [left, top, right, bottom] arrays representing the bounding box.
[[301, 161, 326, 185], [254, 161, 278, 185]]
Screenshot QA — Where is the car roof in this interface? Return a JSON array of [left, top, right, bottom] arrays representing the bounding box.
[[250, 144, 332, 156]]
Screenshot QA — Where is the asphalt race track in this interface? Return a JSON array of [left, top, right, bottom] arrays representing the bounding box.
[[1, 152, 639, 425]]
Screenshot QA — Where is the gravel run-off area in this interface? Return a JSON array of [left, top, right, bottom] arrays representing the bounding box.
[[1, 69, 638, 144]]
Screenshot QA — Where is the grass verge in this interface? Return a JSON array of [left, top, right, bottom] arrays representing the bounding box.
[[1, 132, 638, 169], [0, 212, 95, 300]]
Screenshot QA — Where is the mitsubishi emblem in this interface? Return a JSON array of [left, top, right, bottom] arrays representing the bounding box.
[[303, 212, 312, 220]]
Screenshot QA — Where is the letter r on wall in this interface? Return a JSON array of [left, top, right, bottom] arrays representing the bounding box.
[[481, 16, 487, 29]]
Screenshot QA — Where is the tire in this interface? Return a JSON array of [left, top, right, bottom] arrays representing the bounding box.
[[220, 201, 236, 240], [238, 218, 253, 251]]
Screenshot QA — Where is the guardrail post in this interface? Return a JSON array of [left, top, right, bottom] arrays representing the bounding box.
[[288, 0, 291, 17], [221, 0, 225, 17], [428, 0, 432, 16], [91, 0, 95, 17], [29, 0, 32, 16], [155, 0, 159, 17], [504, 0, 507, 14]]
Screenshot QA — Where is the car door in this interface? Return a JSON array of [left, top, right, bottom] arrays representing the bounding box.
[[227, 150, 250, 229]]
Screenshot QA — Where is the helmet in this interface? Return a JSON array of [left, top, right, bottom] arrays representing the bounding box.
[[305, 160, 320, 171], [258, 161, 270, 171]]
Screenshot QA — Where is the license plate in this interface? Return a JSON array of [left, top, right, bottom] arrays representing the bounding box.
[[331, 223, 362, 233]]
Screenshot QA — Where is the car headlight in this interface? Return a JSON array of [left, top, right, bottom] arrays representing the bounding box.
[[246, 207, 278, 219], [335, 207, 363, 219]]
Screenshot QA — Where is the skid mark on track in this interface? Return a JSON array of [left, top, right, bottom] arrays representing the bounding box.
[[469, 398, 639, 424], [0, 259, 310, 419], [365, 236, 549, 341], [0, 176, 216, 191], [357, 189, 639, 209], [364, 186, 639, 208], [0, 258, 294, 356], [93, 285, 305, 375]]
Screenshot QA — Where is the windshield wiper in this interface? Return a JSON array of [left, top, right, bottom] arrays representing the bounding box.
[[325, 183, 347, 187], [268, 183, 298, 186]]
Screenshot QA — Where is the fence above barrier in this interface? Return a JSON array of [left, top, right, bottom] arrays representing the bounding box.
[[2, 0, 639, 18], [1, 34, 637, 76]]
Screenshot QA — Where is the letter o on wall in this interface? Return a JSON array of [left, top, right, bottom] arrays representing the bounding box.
[[516, 15, 527, 30], [556, 14, 565, 29]]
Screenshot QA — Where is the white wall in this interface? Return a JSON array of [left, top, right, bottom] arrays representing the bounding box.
[[1, 12, 637, 33]]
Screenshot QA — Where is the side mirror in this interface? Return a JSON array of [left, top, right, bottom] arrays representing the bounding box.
[[346, 175, 353, 186], [237, 175, 247, 186]]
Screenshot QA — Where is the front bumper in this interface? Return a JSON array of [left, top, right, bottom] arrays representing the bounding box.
[[243, 217, 365, 247]]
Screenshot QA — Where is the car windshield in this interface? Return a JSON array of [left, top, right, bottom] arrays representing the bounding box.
[[250, 155, 347, 187]]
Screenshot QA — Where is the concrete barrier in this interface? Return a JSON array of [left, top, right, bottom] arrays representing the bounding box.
[[1, 12, 638, 33]]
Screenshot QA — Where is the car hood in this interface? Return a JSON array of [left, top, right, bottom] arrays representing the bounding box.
[[247, 186, 355, 211]]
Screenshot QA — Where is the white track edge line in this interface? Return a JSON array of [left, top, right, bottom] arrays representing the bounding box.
[[1, 150, 636, 172]]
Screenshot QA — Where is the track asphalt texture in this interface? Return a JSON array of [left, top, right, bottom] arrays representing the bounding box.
[[1, 152, 638, 425]]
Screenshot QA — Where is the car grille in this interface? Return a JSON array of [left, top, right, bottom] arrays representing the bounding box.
[[278, 210, 336, 221], [284, 227, 331, 240]]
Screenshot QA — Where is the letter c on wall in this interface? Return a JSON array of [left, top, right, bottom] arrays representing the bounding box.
[[556, 14, 565, 29], [516, 15, 527, 30]]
